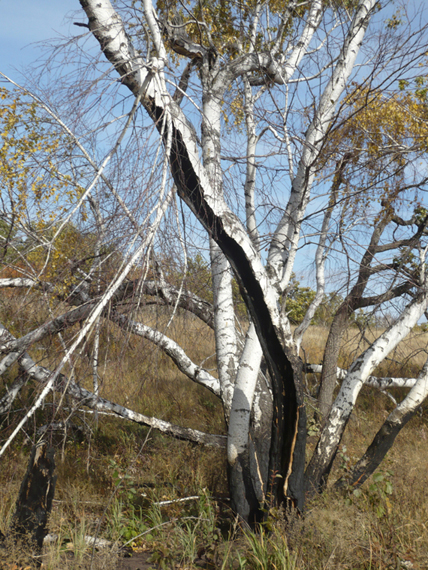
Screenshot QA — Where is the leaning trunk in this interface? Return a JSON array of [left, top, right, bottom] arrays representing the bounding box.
[[335, 357, 428, 490], [305, 289, 428, 496]]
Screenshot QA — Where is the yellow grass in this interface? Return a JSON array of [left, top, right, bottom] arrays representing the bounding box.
[[1, 297, 428, 568], [301, 324, 428, 377]]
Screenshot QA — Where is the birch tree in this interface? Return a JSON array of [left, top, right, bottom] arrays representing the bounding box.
[[1, 0, 428, 524]]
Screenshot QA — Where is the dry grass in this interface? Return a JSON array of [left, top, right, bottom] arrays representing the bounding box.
[[1, 297, 428, 568], [301, 324, 428, 376], [294, 416, 428, 569], [1, 407, 428, 569]]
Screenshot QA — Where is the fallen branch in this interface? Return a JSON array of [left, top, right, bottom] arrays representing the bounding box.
[[43, 533, 113, 549], [304, 363, 418, 389], [0, 325, 226, 448], [112, 313, 220, 396]]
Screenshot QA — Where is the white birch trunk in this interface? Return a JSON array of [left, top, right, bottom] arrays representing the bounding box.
[[227, 322, 265, 517], [227, 322, 263, 465], [209, 240, 237, 415], [243, 77, 261, 251], [268, 0, 377, 291], [306, 286, 428, 492], [201, 92, 238, 417], [368, 359, 428, 432]]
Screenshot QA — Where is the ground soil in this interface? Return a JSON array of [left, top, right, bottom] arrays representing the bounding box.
[[116, 550, 154, 570]]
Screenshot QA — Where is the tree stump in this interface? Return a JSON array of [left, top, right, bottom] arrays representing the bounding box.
[[0, 441, 57, 567]]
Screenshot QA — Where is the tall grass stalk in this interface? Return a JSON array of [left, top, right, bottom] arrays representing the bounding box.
[[243, 527, 298, 570]]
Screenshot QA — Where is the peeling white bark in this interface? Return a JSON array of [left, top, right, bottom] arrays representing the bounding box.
[[113, 314, 220, 396], [308, 286, 428, 480], [227, 322, 263, 465], [268, 0, 378, 291]]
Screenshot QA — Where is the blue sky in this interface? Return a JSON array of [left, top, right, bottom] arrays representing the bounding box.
[[1, 0, 426, 309], [0, 0, 80, 76]]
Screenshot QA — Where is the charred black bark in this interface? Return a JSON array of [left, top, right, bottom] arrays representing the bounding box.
[[334, 411, 415, 490], [164, 119, 307, 512], [11, 442, 56, 549]]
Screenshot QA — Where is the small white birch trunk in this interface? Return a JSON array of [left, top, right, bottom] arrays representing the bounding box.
[[202, 94, 238, 416], [227, 322, 264, 519], [92, 320, 100, 425], [210, 240, 237, 414], [268, 0, 378, 291], [305, 287, 428, 493], [243, 77, 261, 251], [336, 356, 428, 489], [228, 322, 263, 464]]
